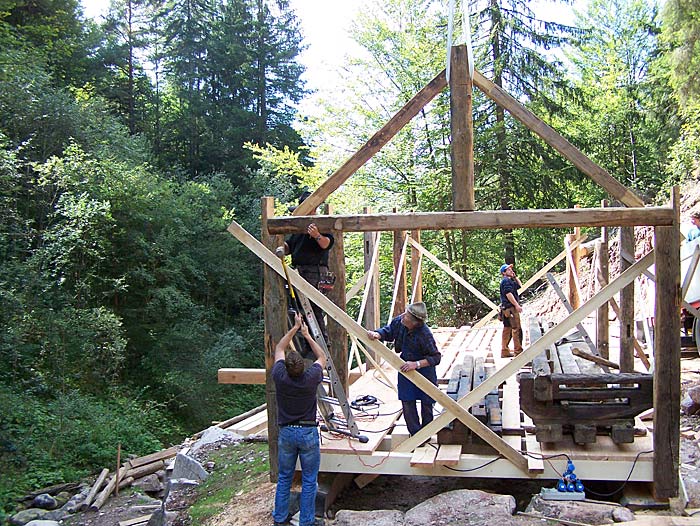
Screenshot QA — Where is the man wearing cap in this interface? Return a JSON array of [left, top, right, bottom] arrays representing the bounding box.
[[276, 189, 335, 343], [499, 263, 523, 358], [367, 302, 441, 436]]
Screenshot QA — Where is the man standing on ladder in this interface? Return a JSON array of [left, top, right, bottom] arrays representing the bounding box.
[[367, 302, 441, 437], [272, 313, 325, 526], [499, 263, 524, 358], [276, 189, 335, 344]]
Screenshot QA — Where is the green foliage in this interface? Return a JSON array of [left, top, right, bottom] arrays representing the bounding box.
[[0, 383, 180, 517], [661, 0, 700, 105]]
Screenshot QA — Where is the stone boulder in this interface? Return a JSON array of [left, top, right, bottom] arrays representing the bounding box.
[[527, 494, 634, 524], [9, 509, 48, 526], [404, 489, 518, 526], [334, 510, 405, 526]]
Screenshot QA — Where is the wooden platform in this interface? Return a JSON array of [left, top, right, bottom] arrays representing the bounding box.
[[236, 320, 655, 483]]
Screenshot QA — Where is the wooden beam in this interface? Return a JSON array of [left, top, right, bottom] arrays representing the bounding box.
[[218, 368, 266, 384], [353, 227, 382, 370], [227, 219, 528, 472], [346, 271, 368, 303], [261, 197, 285, 482], [268, 206, 673, 234], [388, 230, 409, 322], [450, 45, 474, 211], [393, 250, 655, 454], [620, 227, 635, 372], [596, 200, 610, 359], [327, 207, 348, 390], [471, 69, 644, 208], [411, 229, 423, 303], [473, 235, 588, 329], [565, 234, 582, 310], [293, 71, 447, 216], [408, 236, 498, 310], [653, 187, 681, 499]]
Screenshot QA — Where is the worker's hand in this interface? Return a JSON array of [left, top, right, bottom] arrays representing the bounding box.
[[300, 320, 310, 339], [367, 330, 380, 340], [275, 246, 285, 258], [515, 305, 523, 313], [294, 313, 303, 330], [400, 361, 418, 373], [307, 223, 321, 239]]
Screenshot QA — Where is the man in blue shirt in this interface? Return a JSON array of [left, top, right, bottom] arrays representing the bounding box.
[[499, 263, 523, 358], [367, 302, 441, 436], [272, 314, 325, 526]]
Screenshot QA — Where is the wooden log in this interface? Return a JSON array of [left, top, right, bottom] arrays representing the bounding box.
[[653, 187, 681, 499], [124, 460, 165, 481], [80, 468, 109, 511], [118, 476, 134, 490], [268, 206, 674, 234], [262, 197, 286, 482], [90, 465, 129, 511], [193, 404, 267, 438], [450, 45, 474, 211], [571, 347, 619, 369], [293, 71, 447, 216]]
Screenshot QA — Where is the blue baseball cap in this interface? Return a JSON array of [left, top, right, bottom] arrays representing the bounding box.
[[500, 263, 512, 274]]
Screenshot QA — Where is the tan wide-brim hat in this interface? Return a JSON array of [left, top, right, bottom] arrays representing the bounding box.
[[406, 302, 428, 321]]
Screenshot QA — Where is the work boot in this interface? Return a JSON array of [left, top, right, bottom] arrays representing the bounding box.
[[501, 349, 513, 358]]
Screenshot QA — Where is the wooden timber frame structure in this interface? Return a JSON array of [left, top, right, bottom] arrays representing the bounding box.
[[226, 45, 681, 500]]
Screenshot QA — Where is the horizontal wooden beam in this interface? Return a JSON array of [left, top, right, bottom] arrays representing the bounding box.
[[218, 368, 362, 385], [268, 206, 674, 234]]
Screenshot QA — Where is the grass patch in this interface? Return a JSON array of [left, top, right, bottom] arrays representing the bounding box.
[[188, 441, 269, 524]]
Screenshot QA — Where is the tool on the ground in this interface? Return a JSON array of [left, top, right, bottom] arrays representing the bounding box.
[[279, 254, 368, 443]]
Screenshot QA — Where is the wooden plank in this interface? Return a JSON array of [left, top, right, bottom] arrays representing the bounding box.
[[269, 207, 674, 234], [127, 446, 179, 469], [471, 69, 644, 208], [596, 205, 610, 359], [408, 237, 498, 310], [501, 379, 522, 435], [393, 251, 655, 455], [556, 344, 581, 374], [293, 70, 447, 216], [218, 368, 266, 384], [118, 516, 152, 526], [450, 45, 474, 211], [653, 187, 681, 499], [410, 445, 438, 467], [346, 271, 368, 303], [228, 219, 528, 471], [435, 444, 462, 466], [525, 433, 544, 473]]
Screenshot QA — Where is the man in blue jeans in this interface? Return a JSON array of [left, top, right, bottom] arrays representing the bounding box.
[[272, 313, 325, 526]]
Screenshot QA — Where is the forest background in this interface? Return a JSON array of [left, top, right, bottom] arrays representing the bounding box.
[[0, 0, 699, 518]]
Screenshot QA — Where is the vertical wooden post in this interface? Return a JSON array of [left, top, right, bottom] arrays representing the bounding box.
[[566, 205, 582, 310], [653, 186, 680, 499], [596, 200, 610, 359], [363, 207, 380, 367], [262, 197, 286, 481], [411, 229, 423, 303], [450, 44, 474, 211], [393, 207, 407, 318], [620, 226, 635, 372], [326, 204, 348, 390]]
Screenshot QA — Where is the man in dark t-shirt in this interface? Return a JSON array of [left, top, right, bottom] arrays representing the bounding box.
[[271, 314, 325, 526], [499, 263, 523, 358], [276, 190, 335, 344]]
